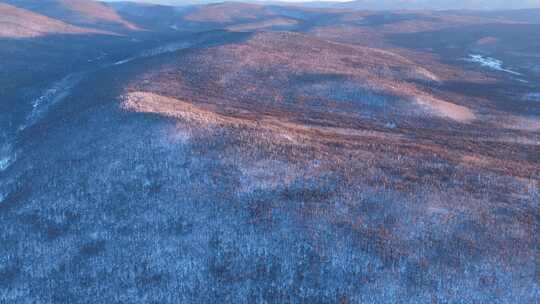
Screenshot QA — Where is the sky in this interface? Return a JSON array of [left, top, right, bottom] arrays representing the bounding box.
[[103, 0, 352, 2]]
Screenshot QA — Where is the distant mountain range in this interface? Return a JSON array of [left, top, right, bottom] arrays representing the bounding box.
[[103, 0, 540, 10], [337, 0, 540, 10]]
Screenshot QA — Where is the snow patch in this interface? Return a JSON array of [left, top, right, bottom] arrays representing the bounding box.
[[0, 156, 12, 172], [113, 58, 134, 66], [467, 54, 522, 76], [385, 122, 397, 129], [0, 142, 15, 172], [21, 73, 84, 130], [525, 93, 540, 102], [87, 52, 108, 63], [113, 41, 193, 66]]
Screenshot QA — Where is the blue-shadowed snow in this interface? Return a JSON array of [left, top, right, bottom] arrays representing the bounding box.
[[0, 140, 15, 172], [20, 73, 85, 131], [525, 93, 540, 102], [0, 155, 13, 172]]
